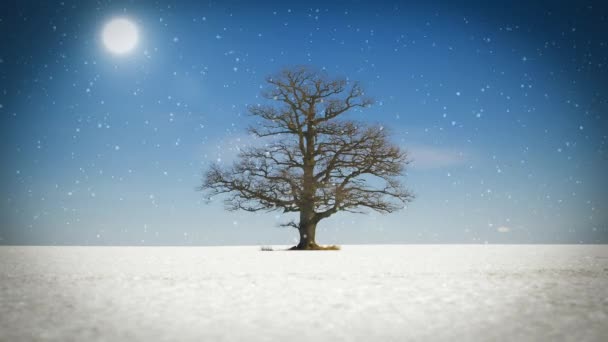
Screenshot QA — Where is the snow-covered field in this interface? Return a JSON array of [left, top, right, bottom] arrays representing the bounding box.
[[1, 245, 607, 341]]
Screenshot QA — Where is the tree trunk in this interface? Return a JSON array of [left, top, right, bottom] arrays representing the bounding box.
[[295, 117, 318, 250], [294, 206, 319, 250], [296, 220, 318, 249]]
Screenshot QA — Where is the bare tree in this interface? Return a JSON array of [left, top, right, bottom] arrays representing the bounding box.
[[201, 66, 413, 250]]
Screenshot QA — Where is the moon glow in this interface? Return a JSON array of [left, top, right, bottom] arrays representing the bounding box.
[[102, 18, 138, 54]]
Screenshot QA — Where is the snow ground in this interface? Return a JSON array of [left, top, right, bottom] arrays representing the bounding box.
[[1, 245, 607, 341]]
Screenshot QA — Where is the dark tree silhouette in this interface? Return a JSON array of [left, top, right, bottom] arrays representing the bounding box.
[[201, 67, 414, 250]]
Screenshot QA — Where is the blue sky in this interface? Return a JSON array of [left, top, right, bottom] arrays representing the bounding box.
[[1, 0, 607, 245]]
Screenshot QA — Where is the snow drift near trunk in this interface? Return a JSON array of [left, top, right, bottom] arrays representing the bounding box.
[[1, 245, 607, 341]]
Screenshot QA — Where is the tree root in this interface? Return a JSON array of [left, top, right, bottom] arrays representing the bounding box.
[[288, 244, 341, 251]]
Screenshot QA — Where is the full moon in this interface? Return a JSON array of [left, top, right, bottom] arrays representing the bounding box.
[[102, 18, 138, 54]]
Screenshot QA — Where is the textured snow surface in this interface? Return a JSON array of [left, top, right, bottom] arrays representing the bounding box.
[[1, 245, 607, 341]]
